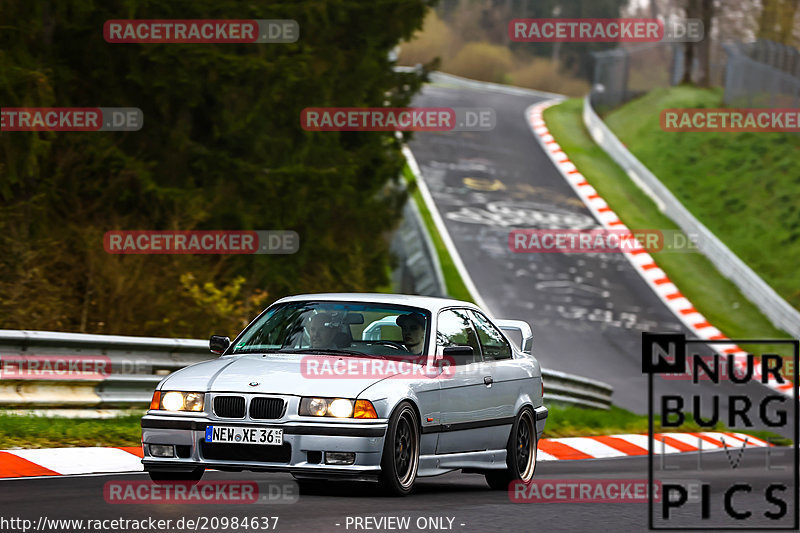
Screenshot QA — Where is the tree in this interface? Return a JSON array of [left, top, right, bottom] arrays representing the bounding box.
[[0, 0, 432, 337], [681, 0, 714, 87], [758, 0, 800, 44]]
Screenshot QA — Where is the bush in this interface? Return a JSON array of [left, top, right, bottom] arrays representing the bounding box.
[[397, 11, 458, 66], [444, 42, 514, 83]]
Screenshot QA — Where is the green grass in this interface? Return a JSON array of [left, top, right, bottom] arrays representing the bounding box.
[[605, 87, 800, 313], [544, 405, 651, 438], [0, 412, 144, 449], [543, 405, 791, 445], [543, 98, 793, 359], [402, 164, 475, 303], [1, 408, 787, 449]]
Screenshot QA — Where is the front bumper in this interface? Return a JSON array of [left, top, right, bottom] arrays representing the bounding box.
[[141, 415, 388, 480], [534, 405, 548, 437]]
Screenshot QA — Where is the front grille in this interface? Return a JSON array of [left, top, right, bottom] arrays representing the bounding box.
[[214, 396, 245, 418], [201, 442, 292, 463], [249, 397, 285, 419]]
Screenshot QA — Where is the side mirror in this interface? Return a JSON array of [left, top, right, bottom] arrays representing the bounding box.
[[210, 335, 231, 355], [442, 345, 474, 365], [442, 346, 473, 356]]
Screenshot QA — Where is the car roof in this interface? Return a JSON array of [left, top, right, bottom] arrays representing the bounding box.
[[271, 293, 482, 314]]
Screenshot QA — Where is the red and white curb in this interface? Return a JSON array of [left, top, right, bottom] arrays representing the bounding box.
[[0, 446, 143, 479], [0, 432, 773, 479], [537, 431, 771, 461], [525, 101, 793, 398]]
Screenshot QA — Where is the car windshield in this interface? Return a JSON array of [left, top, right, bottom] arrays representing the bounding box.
[[229, 301, 430, 359]]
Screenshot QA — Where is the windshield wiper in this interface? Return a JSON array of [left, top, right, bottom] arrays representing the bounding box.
[[231, 348, 403, 359], [284, 348, 379, 357], [229, 348, 282, 354]]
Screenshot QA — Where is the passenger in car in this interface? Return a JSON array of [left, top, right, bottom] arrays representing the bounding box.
[[396, 313, 425, 354]]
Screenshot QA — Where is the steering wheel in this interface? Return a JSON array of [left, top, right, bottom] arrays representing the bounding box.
[[368, 341, 409, 352]]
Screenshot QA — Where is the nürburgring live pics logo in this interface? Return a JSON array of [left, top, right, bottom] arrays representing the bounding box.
[[643, 333, 798, 530]]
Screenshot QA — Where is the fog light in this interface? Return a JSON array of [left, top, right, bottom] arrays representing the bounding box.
[[149, 444, 175, 458], [324, 452, 355, 465]]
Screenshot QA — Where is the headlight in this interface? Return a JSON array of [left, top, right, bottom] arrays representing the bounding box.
[[307, 397, 328, 416], [184, 392, 204, 411], [328, 398, 354, 418], [299, 397, 375, 418], [156, 391, 205, 412]]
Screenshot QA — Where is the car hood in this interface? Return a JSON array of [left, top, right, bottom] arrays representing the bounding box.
[[158, 353, 407, 398]]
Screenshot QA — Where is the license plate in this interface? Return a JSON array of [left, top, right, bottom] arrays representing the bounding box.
[[205, 426, 283, 445]]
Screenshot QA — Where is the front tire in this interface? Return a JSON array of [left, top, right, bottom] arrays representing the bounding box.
[[378, 402, 420, 496], [148, 467, 204, 485], [486, 407, 537, 491]]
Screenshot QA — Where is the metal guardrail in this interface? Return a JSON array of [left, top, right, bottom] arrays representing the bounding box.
[[391, 193, 447, 297], [583, 95, 800, 338], [0, 330, 614, 413], [0, 330, 209, 411], [542, 369, 613, 410]]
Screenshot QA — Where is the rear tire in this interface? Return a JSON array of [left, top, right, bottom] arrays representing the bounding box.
[[378, 402, 420, 496], [148, 467, 204, 485], [485, 407, 537, 491]]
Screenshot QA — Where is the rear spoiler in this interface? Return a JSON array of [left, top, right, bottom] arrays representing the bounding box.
[[495, 319, 533, 355]]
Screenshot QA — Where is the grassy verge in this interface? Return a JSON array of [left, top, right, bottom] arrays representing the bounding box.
[[604, 87, 800, 312], [543, 99, 794, 361], [543, 405, 791, 446], [0, 412, 144, 449], [402, 164, 475, 303], [1, 408, 788, 449]]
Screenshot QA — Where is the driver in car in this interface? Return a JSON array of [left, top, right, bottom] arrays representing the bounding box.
[[396, 313, 426, 355]]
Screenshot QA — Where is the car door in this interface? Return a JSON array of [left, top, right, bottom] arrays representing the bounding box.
[[434, 308, 496, 454], [468, 310, 532, 450]]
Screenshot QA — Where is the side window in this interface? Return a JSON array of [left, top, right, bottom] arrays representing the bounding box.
[[469, 311, 512, 361], [436, 309, 482, 364]]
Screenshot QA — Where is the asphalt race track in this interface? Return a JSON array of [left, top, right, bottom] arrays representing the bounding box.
[[408, 81, 795, 439], [0, 450, 795, 532]]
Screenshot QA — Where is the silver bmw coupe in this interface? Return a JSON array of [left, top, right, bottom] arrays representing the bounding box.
[[141, 293, 547, 495]]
